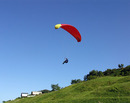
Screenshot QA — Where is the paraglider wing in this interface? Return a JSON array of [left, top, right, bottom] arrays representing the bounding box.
[[55, 24, 81, 42]]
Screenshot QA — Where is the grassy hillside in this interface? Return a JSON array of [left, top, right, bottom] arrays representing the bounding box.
[[5, 76, 130, 103]]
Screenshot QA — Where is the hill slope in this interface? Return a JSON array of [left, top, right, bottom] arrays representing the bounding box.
[[5, 76, 130, 103]]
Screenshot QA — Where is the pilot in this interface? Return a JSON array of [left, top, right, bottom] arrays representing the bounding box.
[[63, 58, 68, 64]]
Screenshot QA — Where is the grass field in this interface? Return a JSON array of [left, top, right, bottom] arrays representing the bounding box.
[[5, 76, 130, 103]]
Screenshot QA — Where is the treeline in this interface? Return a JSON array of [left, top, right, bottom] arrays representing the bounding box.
[[84, 64, 130, 81], [41, 64, 130, 91], [71, 64, 130, 84], [45, 65, 130, 91]]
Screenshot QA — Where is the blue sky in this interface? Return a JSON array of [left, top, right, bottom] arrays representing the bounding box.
[[0, 0, 130, 102]]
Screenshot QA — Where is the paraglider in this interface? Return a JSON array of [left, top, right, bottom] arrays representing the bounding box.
[[63, 58, 68, 64], [55, 24, 81, 64], [55, 24, 81, 42]]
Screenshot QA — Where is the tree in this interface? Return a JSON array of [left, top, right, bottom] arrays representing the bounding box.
[[84, 74, 98, 81], [89, 70, 98, 76], [98, 71, 104, 76], [77, 79, 82, 83], [71, 79, 82, 84], [84, 70, 99, 81], [118, 64, 124, 69], [71, 79, 77, 84], [121, 65, 130, 76], [104, 69, 112, 76], [51, 84, 61, 91]]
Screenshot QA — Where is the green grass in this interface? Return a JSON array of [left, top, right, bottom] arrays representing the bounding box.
[[5, 76, 130, 103]]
